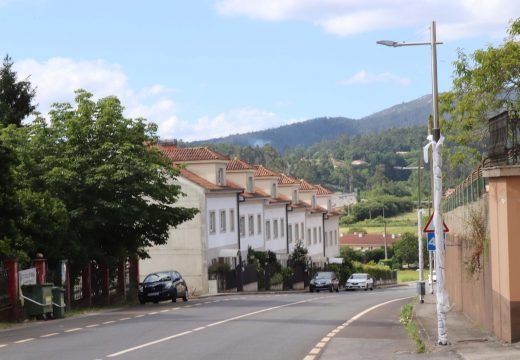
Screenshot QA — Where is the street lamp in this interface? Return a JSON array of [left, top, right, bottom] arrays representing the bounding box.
[[378, 21, 447, 345]]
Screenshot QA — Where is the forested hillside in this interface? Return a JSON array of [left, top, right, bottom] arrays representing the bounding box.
[[190, 95, 432, 153]]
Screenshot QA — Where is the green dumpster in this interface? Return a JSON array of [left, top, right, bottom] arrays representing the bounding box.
[[52, 287, 66, 319], [21, 284, 53, 319]]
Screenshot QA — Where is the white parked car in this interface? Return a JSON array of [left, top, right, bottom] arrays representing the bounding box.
[[345, 273, 374, 291]]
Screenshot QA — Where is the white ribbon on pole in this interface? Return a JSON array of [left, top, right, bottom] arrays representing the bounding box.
[[423, 134, 448, 345]]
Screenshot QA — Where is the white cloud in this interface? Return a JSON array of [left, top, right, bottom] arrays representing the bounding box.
[[14, 57, 297, 142], [214, 0, 520, 40], [173, 108, 302, 141], [339, 71, 410, 86]]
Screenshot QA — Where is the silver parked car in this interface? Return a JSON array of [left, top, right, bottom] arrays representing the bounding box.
[[345, 273, 374, 291]]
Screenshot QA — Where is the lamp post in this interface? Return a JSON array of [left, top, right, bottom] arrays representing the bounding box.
[[378, 21, 447, 345]]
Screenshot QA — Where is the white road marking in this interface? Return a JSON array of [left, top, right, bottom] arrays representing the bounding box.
[[147, 312, 158, 315], [302, 295, 414, 360], [160, 310, 169, 313], [65, 328, 82, 333], [107, 297, 320, 357], [119, 317, 131, 321], [86, 324, 99, 328], [0, 344, 7, 348], [134, 315, 144, 318], [40, 333, 59, 338], [107, 331, 192, 357], [316, 342, 326, 348], [184, 305, 193, 308], [15, 338, 34, 344], [103, 321, 116, 325], [192, 327, 205, 332]]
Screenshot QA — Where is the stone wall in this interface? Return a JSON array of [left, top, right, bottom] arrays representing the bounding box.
[[444, 194, 494, 335]]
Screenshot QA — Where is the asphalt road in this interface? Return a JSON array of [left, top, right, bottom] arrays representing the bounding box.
[[0, 285, 415, 360]]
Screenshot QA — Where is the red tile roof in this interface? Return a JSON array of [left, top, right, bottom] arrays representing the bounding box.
[[278, 173, 298, 185], [254, 165, 279, 177], [314, 184, 334, 195], [299, 179, 316, 191], [340, 233, 401, 246], [179, 168, 240, 192], [255, 188, 291, 204], [158, 146, 229, 162], [226, 179, 268, 199], [227, 158, 255, 171]]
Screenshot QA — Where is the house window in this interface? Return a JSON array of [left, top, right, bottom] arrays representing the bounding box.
[[209, 211, 216, 234], [271, 183, 277, 198], [292, 189, 298, 203], [318, 227, 322, 243], [288, 224, 292, 243], [330, 231, 333, 245], [324, 232, 328, 246], [217, 168, 224, 185], [239, 216, 245, 236], [248, 215, 254, 236], [266, 220, 271, 240], [334, 230, 338, 245], [280, 219, 285, 237], [273, 219, 279, 238], [220, 210, 226, 232], [230, 209, 235, 231], [311, 195, 316, 208], [327, 199, 332, 211], [300, 223, 304, 240], [294, 225, 299, 243], [313, 227, 317, 244], [257, 214, 262, 234], [307, 229, 311, 246], [247, 176, 254, 193]]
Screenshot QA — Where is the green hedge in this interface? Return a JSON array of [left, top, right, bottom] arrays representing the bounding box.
[[352, 261, 393, 280]]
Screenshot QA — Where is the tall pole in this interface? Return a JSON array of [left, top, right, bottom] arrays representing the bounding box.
[[418, 153, 424, 303], [430, 20, 447, 346], [383, 206, 387, 260]]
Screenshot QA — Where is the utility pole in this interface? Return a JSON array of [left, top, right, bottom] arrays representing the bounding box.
[[383, 206, 387, 260]]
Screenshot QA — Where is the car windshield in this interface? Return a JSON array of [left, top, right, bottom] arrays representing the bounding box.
[[313, 272, 333, 280], [350, 274, 367, 280], [143, 272, 172, 283]]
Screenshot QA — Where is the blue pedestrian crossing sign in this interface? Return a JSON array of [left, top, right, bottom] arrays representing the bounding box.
[[427, 232, 446, 251]]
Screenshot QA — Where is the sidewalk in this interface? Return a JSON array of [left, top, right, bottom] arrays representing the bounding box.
[[414, 292, 520, 359]]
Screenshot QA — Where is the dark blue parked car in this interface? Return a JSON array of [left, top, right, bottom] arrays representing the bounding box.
[[138, 270, 188, 304]]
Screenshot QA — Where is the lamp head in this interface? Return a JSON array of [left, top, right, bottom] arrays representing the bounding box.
[[376, 40, 398, 47]]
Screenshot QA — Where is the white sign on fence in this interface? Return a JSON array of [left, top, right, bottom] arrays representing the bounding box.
[[19, 268, 37, 285]]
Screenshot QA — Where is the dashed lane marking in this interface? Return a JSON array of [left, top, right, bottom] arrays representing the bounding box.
[[40, 333, 59, 338], [103, 321, 116, 325], [14, 338, 34, 344], [86, 324, 100, 328], [302, 296, 414, 360], [0, 344, 7, 348], [107, 296, 329, 357], [119, 317, 131, 321], [65, 328, 82, 333]]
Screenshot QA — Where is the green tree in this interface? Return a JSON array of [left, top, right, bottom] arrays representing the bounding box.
[[0, 55, 36, 127], [441, 18, 520, 165], [392, 232, 418, 266], [5, 90, 198, 266]]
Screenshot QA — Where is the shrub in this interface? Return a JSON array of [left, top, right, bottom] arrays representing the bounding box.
[[352, 261, 392, 280], [208, 262, 230, 275], [270, 272, 283, 286]]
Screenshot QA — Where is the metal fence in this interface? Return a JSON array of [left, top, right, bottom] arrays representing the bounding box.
[[488, 111, 520, 166], [444, 165, 488, 212]]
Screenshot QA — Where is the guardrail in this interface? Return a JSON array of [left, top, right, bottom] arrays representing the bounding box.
[[444, 164, 488, 212]]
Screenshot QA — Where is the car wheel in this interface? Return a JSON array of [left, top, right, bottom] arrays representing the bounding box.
[[365, 285, 368, 291], [139, 298, 146, 305], [329, 285, 333, 293], [335, 286, 339, 293], [370, 285, 374, 291], [182, 289, 189, 302], [153, 300, 159, 304], [171, 289, 177, 303]]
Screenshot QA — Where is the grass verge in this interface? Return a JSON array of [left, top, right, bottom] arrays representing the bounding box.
[[400, 301, 426, 353], [397, 269, 430, 283]]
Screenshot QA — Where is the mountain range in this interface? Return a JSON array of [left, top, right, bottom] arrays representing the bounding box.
[[190, 95, 433, 153]]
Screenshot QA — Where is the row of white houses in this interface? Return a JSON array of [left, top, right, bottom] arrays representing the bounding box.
[[140, 141, 341, 295]]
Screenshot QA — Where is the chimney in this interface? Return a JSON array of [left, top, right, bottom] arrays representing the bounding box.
[[158, 139, 178, 148]]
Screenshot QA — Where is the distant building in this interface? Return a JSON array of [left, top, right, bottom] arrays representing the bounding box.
[[340, 233, 401, 252]]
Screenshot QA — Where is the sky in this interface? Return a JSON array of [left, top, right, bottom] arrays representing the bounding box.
[[1, 0, 518, 141]]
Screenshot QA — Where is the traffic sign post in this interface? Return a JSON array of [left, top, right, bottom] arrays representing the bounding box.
[[427, 232, 446, 252]]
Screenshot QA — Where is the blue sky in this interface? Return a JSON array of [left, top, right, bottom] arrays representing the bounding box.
[[2, 0, 518, 140]]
